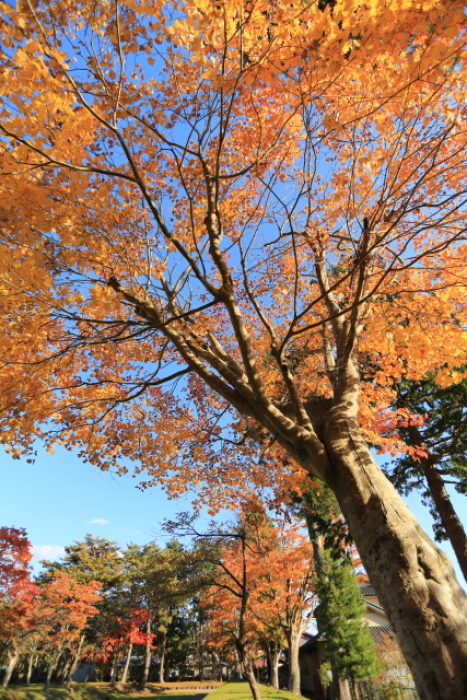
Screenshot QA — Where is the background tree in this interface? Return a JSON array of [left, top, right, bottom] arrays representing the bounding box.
[[192, 524, 263, 700], [123, 540, 196, 688], [265, 527, 315, 696], [382, 373, 467, 582], [191, 503, 315, 697], [1, 2, 467, 697]]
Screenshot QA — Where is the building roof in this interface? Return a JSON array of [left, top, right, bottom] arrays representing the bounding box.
[[366, 600, 386, 615], [369, 626, 394, 644], [299, 632, 319, 652], [359, 584, 376, 596]]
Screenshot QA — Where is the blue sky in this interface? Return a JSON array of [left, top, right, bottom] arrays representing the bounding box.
[[1, 444, 465, 590]]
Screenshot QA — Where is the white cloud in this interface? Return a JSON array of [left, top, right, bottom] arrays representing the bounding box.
[[86, 518, 110, 525], [32, 545, 65, 560]]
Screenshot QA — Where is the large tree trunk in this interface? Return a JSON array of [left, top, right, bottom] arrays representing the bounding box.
[[285, 627, 301, 696], [2, 651, 20, 688], [320, 410, 467, 700], [139, 619, 152, 690], [120, 642, 133, 685], [265, 640, 280, 689]]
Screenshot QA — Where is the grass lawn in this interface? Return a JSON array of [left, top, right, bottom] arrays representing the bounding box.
[[0, 682, 220, 700], [0, 682, 301, 700], [207, 683, 303, 700]]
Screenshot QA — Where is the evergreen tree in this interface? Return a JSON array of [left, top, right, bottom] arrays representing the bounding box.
[[293, 479, 352, 568], [315, 552, 380, 698], [39, 534, 125, 592]]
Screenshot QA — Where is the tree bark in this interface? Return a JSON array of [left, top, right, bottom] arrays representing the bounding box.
[[2, 651, 20, 688], [120, 642, 133, 685], [320, 409, 467, 700], [158, 630, 166, 684], [139, 618, 152, 690]]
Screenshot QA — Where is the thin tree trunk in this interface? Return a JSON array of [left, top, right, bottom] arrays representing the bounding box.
[[421, 454, 467, 583], [139, 618, 152, 690], [110, 656, 119, 689], [321, 409, 467, 700], [120, 642, 133, 685], [218, 657, 223, 682], [349, 680, 361, 700], [66, 635, 85, 690], [59, 650, 75, 684], [45, 664, 54, 690], [45, 653, 61, 691], [235, 549, 261, 700], [236, 643, 262, 700], [17, 657, 26, 683], [400, 412, 467, 584], [2, 651, 20, 688], [26, 654, 34, 685], [158, 630, 166, 684]]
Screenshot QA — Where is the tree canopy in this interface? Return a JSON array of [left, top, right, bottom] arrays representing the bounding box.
[[1, 1, 467, 698]]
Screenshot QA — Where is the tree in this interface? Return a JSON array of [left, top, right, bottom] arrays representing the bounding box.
[[123, 541, 195, 688], [383, 373, 467, 582], [40, 535, 125, 591], [32, 572, 101, 689], [294, 480, 379, 700], [315, 553, 380, 700], [89, 607, 153, 687], [1, 2, 467, 697], [170, 512, 264, 700], [194, 503, 315, 697], [0, 528, 38, 688], [267, 527, 315, 696], [0, 528, 33, 598], [40, 534, 131, 682], [293, 479, 352, 571]]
